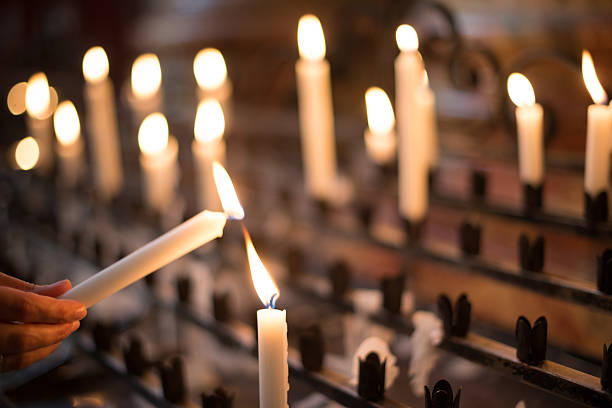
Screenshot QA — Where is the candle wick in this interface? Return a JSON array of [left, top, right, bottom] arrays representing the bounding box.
[[268, 293, 278, 309]]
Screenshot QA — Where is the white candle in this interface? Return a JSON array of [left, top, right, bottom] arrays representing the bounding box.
[[418, 72, 438, 171], [395, 24, 427, 222], [243, 227, 288, 408], [61, 210, 227, 308], [194, 48, 233, 126], [25, 73, 53, 174], [138, 113, 179, 212], [582, 50, 612, 197], [507, 73, 544, 187], [82, 46, 123, 201], [296, 14, 338, 201], [129, 53, 163, 124], [193, 99, 226, 211], [53, 101, 85, 188], [364, 87, 396, 165]]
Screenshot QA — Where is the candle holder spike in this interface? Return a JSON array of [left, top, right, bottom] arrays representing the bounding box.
[[212, 291, 232, 323], [585, 191, 608, 224], [329, 260, 351, 298], [518, 234, 545, 273], [596, 249, 612, 294], [515, 315, 547, 365], [357, 352, 386, 402], [92, 321, 117, 352], [159, 356, 186, 404], [437, 294, 471, 338], [123, 336, 149, 377], [424, 379, 461, 408], [298, 324, 325, 372], [403, 219, 423, 243], [201, 387, 234, 408], [603, 344, 612, 392], [523, 184, 543, 213], [458, 221, 481, 256], [381, 274, 405, 314], [176, 275, 192, 305]]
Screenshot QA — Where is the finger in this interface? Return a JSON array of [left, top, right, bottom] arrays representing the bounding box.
[[0, 287, 86, 324], [0, 321, 79, 355], [0, 272, 35, 291], [33, 280, 72, 298], [1, 342, 61, 372]]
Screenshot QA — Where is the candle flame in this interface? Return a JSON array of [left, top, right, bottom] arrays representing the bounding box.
[[7, 82, 27, 115], [54, 101, 81, 146], [82, 46, 109, 83], [243, 225, 279, 308], [194, 48, 228, 91], [15, 137, 39, 170], [423, 70, 429, 87], [131, 53, 162, 99], [25, 73, 51, 119], [396, 24, 418, 52], [212, 161, 244, 220], [138, 112, 169, 156], [507, 73, 535, 107], [582, 50, 607, 105], [365, 87, 395, 134], [194, 99, 225, 143], [297, 14, 326, 61]]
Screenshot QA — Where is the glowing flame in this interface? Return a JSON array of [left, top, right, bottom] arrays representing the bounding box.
[[131, 53, 162, 99], [212, 161, 244, 220], [54, 101, 81, 146], [582, 50, 607, 105], [194, 99, 225, 143], [297, 14, 326, 61], [7, 82, 27, 115], [396, 24, 418, 52], [15, 137, 39, 170], [194, 48, 228, 90], [365, 87, 395, 134], [507, 73, 535, 107], [243, 226, 279, 308], [25, 73, 50, 119], [82, 46, 109, 83], [138, 113, 169, 156]]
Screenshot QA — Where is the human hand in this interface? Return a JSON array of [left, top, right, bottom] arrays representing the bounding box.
[[0, 272, 86, 372]]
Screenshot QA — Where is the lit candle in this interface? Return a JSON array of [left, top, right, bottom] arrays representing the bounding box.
[[418, 71, 438, 171], [25, 73, 53, 174], [129, 53, 163, 123], [364, 87, 396, 165], [582, 50, 611, 208], [61, 163, 244, 308], [194, 48, 232, 117], [507, 73, 544, 192], [193, 99, 226, 211], [82, 46, 123, 201], [243, 227, 288, 408], [14, 136, 40, 171], [53, 100, 85, 188], [138, 113, 179, 213], [395, 24, 427, 223], [296, 14, 338, 201]]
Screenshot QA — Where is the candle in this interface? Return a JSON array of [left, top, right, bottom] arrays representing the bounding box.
[[129, 53, 163, 124], [364, 87, 396, 165], [418, 72, 438, 171], [395, 24, 427, 222], [61, 162, 244, 308], [296, 14, 338, 201], [243, 227, 288, 408], [82, 46, 123, 201], [53, 101, 85, 188], [507, 73, 544, 188], [193, 99, 226, 211], [582, 50, 612, 200], [194, 48, 232, 123], [14, 136, 40, 171], [25, 73, 53, 174], [138, 113, 179, 213]]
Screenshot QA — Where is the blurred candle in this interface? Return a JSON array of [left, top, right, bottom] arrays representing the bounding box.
[[395, 24, 427, 222], [129, 53, 163, 123], [507, 73, 544, 188], [82, 46, 123, 201], [25, 73, 53, 174], [138, 113, 179, 213], [243, 227, 288, 408], [581, 50, 611, 199], [14, 137, 40, 171], [364, 87, 396, 165], [418, 71, 438, 171], [194, 48, 232, 101], [193, 99, 226, 210], [296, 14, 338, 201], [53, 101, 85, 188]]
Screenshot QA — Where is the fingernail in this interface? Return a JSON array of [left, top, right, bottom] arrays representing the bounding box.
[[71, 321, 80, 331], [73, 306, 87, 320]]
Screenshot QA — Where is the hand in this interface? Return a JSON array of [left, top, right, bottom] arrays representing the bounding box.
[[0, 272, 86, 372]]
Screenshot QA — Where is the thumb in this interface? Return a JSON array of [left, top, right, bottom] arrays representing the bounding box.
[[33, 280, 73, 298]]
